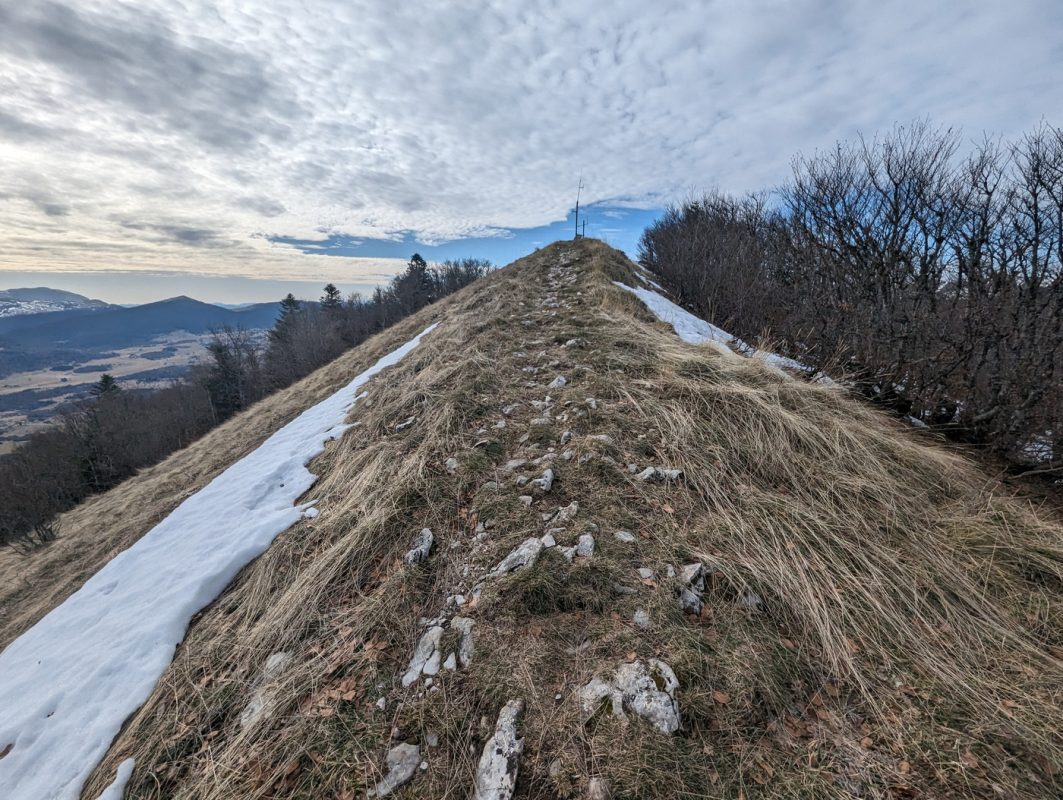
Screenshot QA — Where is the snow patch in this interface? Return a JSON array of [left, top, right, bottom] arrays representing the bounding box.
[[0, 323, 438, 800]]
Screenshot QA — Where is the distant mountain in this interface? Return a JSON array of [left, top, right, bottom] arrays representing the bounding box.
[[0, 296, 281, 351], [0, 287, 114, 318]]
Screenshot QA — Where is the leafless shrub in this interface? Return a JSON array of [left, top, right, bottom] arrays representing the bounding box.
[[640, 121, 1063, 466]]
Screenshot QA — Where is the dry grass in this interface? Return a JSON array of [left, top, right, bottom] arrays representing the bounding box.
[[5, 239, 1060, 799]]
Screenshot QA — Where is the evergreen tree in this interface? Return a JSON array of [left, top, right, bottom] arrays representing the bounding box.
[[321, 283, 342, 312], [90, 374, 120, 398]]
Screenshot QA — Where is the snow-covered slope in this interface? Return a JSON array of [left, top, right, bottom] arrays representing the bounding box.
[[613, 280, 832, 382], [0, 287, 111, 318], [0, 324, 437, 800]]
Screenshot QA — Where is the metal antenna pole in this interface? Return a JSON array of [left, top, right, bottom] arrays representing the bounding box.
[[574, 175, 584, 240]]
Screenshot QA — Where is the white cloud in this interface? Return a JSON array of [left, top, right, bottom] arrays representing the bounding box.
[[0, 0, 1060, 277]]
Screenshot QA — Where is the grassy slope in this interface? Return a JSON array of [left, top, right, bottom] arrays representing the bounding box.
[[6, 240, 1062, 799]]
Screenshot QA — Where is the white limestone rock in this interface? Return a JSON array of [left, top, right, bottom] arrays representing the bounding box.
[[579, 659, 681, 735], [473, 699, 525, 800], [547, 375, 568, 389], [613, 530, 636, 543], [679, 563, 705, 614], [531, 468, 555, 492], [239, 651, 292, 729], [636, 467, 683, 482], [451, 616, 476, 668], [489, 538, 544, 577], [403, 528, 434, 566], [402, 626, 444, 688], [370, 742, 421, 797]]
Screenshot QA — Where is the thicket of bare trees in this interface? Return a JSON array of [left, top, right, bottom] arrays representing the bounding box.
[[0, 256, 490, 549], [639, 122, 1062, 467]]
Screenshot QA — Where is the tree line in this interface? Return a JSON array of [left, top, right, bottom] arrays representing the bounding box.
[[0, 255, 490, 550], [638, 121, 1062, 468]]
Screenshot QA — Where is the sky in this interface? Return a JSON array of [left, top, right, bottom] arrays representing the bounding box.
[[1, 1, 1061, 303]]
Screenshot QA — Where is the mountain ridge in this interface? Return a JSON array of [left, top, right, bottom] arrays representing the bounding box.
[[1, 240, 1060, 799]]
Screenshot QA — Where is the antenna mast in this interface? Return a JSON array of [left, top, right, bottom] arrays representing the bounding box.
[[574, 175, 584, 240]]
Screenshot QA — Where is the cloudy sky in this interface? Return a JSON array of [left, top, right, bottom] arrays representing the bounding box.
[[1, 1, 1061, 302]]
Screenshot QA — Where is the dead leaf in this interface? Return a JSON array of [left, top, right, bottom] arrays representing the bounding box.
[[899, 760, 911, 774], [960, 750, 979, 768], [861, 737, 874, 750], [712, 691, 731, 704]]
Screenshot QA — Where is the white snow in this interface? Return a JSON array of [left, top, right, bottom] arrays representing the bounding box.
[[0, 323, 438, 800], [93, 758, 134, 800], [614, 281, 737, 355], [634, 270, 665, 292], [614, 281, 834, 384]]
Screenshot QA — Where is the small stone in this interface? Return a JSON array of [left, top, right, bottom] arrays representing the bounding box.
[[482, 481, 499, 491], [402, 626, 444, 687], [443, 653, 458, 671], [489, 538, 543, 577], [540, 533, 556, 547], [426, 731, 440, 747], [587, 777, 611, 800], [371, 742, 421, 797], [627, 463, 638, 473], [562, 449, 575, 461], [585, 398, 598, 410], [550, 501, 579, 525], [575, 533, 595, 558], [614, 530, 636, 543], [633, 609, 652, 629], [531, 468, 555, 492], [376, 696, 387, 710], [547, 375, 568, 389], [445, 457, 459, 474], [637, 567, 655, 580], [519, 495, 533, 507], [451, 617, 476, 668], [560, 431, 574, 445], [403, 528, 434, 566], [739, 591, 763, 610], [587, 434, 614, 446], [636, 467, 683, 482], [515, 475, 529, 487]]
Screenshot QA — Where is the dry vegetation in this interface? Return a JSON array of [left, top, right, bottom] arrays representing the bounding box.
[[4, 239, 1061, 799]]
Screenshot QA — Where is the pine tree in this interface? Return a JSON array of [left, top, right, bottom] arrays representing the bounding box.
[[91, 374, 120, 398], [321, 283, 342, 312]]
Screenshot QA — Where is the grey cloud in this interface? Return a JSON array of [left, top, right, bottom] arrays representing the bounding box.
[[0, 1, 299, 151], [1, 0, 1062, 276]]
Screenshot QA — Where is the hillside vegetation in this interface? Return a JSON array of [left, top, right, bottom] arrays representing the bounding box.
[[2, 240, 1061, 799], [639, 122, 1063, 468]]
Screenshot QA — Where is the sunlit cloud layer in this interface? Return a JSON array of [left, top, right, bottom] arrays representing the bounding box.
[[0, 0, 1060, 279]]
